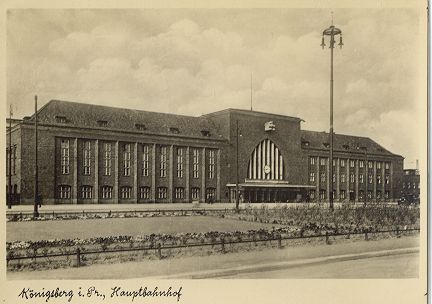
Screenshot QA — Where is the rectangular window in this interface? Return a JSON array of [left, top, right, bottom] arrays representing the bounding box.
[[413, 183, 416, 189], [350, 173, 355, 183], [385, 175, 390, 184], [359, 160, 364, 168], [201, 130, 211, 137], [209, 150, 215, 179], [377, 175, 382, 184], [340, 159, 345, 167], [160, 146, 167, 177], [403, 182, 406, 189], [320, 158, 326, 166], [206, 188, 216, 200], [60, 139, 70, 174], [101, 186, 113, 199], [341, 173, 345, 183], [58, 185, 71, 199], [169, 127, 180, 134], [158, 187, 167, 199], [340, 190, 346, 199], [332, 173, 336, 183], [83, 141, 91, 175], [12, 145, 16, 175], [309, 172, 315, 182], [368, 174, 373, 184], [309, 190, 315, 200], [123, 144, 131, 176], [175, 187, 184, 199], [6, 148, 9, 175], [97, 120, 108, 127], [359, 174, 364, 183], [385, 162, 390, 170], [120, 186, 132, 199], [191, 187, 200, 200], [367, 191, 372, 199], [310, 157, 316, 165], [103, 143, 112, 176], [193, 149, 200, 179], [135, 123, 146, 131], [368, 161, 373, 169], [385, 191, 390, 199], [177, 147, 184, 178], [139, 186, 150, 199], [332, 159, 336, 167], [377, 162, 382, 169], [350, 160, 355, 168], [56, 116, 67, 123], [320, 172, 326, 182], [319, 190, 326, 200], [80, 186, 92, 199], [142, 145, 149, 176], [407, 182, 411, 188]]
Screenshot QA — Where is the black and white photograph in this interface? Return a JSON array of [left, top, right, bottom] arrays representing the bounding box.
[[2, 1, 428, 303]]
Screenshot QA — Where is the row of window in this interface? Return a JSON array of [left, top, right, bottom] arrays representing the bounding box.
[[60, 139, 216, 179], [310, 189, 391, 200], [57, 185, 216, 200], [403, 182, 420, 189], [309, 172, 390, 184], [310, 157, 390, 170], [56, 116, 214, 137]]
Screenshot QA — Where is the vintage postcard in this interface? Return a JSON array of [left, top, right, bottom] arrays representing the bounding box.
[[0, 0, 428, 303]]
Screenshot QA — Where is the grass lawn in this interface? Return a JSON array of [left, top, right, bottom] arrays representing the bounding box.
[[7, 216, 282, 242]]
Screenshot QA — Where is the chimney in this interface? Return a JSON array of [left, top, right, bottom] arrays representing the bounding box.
[[416, 159, 419, 175]]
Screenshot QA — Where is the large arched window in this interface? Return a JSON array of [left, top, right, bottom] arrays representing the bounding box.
[[247, 139, 284, 180]]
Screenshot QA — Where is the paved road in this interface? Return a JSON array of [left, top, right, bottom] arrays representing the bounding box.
[[218, 252, 419, 279]]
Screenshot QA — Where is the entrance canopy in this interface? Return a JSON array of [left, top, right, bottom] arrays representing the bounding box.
[[227, 180, 315, 203]]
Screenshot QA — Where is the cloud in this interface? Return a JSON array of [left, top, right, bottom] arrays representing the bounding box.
[[7, 9, 425, 165]]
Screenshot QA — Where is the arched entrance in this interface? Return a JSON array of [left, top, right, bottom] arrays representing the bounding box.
[[227, 139, 314, 203], [247, 138, 284, 180]]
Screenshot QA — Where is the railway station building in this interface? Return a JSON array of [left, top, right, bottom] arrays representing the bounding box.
[[6, 99, 404, 205]]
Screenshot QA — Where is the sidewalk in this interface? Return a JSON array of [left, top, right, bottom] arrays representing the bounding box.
[[7, 234, 419, 280], [6, 203, 237, 213], [153, 247, 418, 279]]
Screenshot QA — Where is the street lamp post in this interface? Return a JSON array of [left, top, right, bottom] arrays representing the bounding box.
[[321, 21, 343, 210]]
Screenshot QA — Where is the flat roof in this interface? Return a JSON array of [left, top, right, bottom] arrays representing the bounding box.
[[202, 108, 302, 122]]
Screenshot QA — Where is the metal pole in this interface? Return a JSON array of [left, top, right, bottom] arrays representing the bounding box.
[[8, 105, 12, 209], [250, 74, 253, 111], [235, 120, 240, 211], [33, 95, 39, 218], [329, 31, 334, 210]]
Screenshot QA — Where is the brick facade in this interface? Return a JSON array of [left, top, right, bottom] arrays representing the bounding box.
[[6, 100, 404, 204]]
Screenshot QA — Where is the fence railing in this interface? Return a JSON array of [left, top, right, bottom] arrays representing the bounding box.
[[7, 228, 419, 268]]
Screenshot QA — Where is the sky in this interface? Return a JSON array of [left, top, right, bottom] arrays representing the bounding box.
[[6, 9, 426, 168]]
